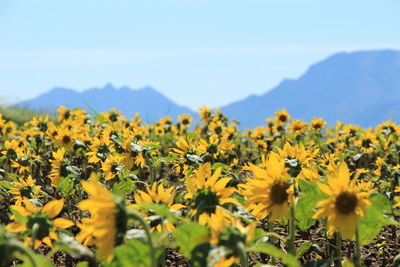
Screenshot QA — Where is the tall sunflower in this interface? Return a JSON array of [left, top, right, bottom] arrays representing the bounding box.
[[241, 152, 294, 221], [77, 178, 119, 262], [313, 162, 372, 239]]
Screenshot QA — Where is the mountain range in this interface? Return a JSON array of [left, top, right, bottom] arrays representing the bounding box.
[[16, 49, 400, 128]]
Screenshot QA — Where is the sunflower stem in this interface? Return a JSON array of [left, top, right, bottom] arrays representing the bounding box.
[[127, 211, 157, 267], [31, 222, 40, 249], [354, 225, 361, 267], [237, 241, 249, 267], [11, 241, 39, 267], [334, 232, 342, 267], [288, 205, 296, 255]]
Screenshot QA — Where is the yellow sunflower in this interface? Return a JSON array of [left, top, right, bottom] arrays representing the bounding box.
[[313, 162, 372, 239], [54, 127, 75, 150], [185, 163, 239, 226], [48, 148, 65, 186], [356, 130, 379, 153], [77, 178, 118, 262], [129, 183, 185, 232], [288, 120, 307, 135], [310, 117, 326, 132], [241, 152, 294, 221], [274, 109, 290, 124], [101, 154, 125, 180], [8, 175, 41, 205], [6, 199, 74, 248]]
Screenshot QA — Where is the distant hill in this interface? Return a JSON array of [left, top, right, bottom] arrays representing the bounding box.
[[17, 84, 196, 123], [221, 50, 400, 128], [16, 50, 400, 128]]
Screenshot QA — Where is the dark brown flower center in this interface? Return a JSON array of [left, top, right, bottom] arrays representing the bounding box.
[[335, 191, 358, 215], [62, 135, 71, 144], [270, 181, 290, 205], [279, 115, 287, 122]]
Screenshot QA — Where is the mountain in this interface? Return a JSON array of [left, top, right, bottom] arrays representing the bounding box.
[[221, 50, 400, 128], [17, 84, 195, 123]]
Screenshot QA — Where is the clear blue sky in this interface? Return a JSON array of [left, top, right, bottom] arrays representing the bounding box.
[[1, 0, 399, 110]]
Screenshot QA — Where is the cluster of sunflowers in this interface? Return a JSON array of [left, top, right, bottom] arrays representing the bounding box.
[[0, 106, 400, 267]]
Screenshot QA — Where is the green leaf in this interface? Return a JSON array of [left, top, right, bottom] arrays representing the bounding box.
[[296, 240, 313, 258], [172, 223, 209, 258], [0, 180, 16, 189], [247, 242, 300, 267], [139, 203, 179, 224], [358, 193, 398, 245], [56, 176, 76, 198], [104, 238, 158, 267], [112, 178, 135, 196], [295, 179, 326, 231], [15, 253, 53, 267]]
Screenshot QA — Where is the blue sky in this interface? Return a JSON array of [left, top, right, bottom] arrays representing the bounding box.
[[0, 0, 399, 109]]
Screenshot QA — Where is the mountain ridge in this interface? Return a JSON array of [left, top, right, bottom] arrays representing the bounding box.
[[16, 49, 400, 128]]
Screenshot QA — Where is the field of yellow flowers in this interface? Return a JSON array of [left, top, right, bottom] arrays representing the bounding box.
[[1, 106, 399, 267]]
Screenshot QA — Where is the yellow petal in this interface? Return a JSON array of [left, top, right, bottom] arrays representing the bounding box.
[[53, 218, 75, 229], [42, 199, 64, 218]]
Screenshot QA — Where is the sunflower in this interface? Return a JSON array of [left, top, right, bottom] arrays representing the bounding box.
[[86, 136, 116, 164], [199, 106, 211, 123], [129, 183, 185, 232], [77, 177, 119, 262], [241, 152, 295, 221], [185, 163, 239, 226], [310, 118, 326, 132], [101, 154, 125, 180], [54, 127, 75, 150], [274, 109, 290, 124], [288, 120, 307, 135], [8, 175, 41, 205], [276, 142, 319, 180], [48, 148, 66, 186], [356, 130, 378, 153], [57, 106, 71, 122], [6, 199, 74, 248], [1, 139, 22, 160], [313, 162, 372, 239]]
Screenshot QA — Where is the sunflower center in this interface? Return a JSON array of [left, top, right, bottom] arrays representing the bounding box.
[[193, 188, 220, 215], [20, 186, 33, 198], [335, 191, 358, 215], [27, 213, 53, 240], [279, 115, 287, 123], [362, 139, 372, 148], [207, 144, 218, 154], [269, 181, 290, 205], [62, 135, 71, 144], [313, 123, 322, 130]]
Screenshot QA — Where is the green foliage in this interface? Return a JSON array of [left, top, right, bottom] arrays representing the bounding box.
[[358, 193, 398, 245], [295, 179, 326, 231], [172, 223, 209, 259], [247, 242, 300, 267]]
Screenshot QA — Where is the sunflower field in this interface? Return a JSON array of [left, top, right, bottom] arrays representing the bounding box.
[[0, 106, 400, 267]]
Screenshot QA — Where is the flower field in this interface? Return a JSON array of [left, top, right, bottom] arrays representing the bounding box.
[[1, 106, 400, 267]]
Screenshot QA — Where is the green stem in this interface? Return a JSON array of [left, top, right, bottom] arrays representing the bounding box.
[[11, 241, 38, 267], [31, 222, 39, 250], [288, 205, 296, 255], [127, 211, 157, 267], [354, 225, 361, 267], [334, 232, 342, 267], [237, 242, 249, 267]]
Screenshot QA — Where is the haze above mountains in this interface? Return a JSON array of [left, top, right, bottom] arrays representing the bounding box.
[[17, 50, 400, 128]]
